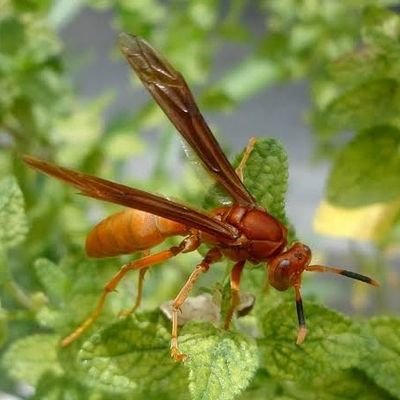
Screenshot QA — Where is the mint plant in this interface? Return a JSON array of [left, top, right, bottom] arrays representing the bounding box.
[[1, 1, 399, 400]]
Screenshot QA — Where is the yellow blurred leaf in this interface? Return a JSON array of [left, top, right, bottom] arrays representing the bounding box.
[[314, 199, 400, 241]]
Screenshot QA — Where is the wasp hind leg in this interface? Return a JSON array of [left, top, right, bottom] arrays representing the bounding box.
[[61, 236, 199, 347], [118, 267, 148, 317]]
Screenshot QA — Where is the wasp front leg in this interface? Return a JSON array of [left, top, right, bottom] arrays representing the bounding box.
[[293, 284, 307, 345], [224, 260, 246, 329], [170, 248, 222, 362], [235, 137, 257, 181]]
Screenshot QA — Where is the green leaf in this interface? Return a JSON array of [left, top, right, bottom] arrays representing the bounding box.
[[328, 47, 399, 88], [360, 317, 400, 399], [34, 258, 67, 303], [327, 126, 400, 207], [77, 314, 189, 397], [315, 79, 400, 134], [243, 138, 296, 241], [214, 57, 283, 103], [239, 369, 394, 400], [258, 301, 371, 381], [2, 334, 62, 386], [179, 323, 258, 400], [289, 369, 395, 400], [310, 369, 396, 400], [8, 0, 51, 13], [0, 176, 28, 249], [238, 369, 280, 400], [362, 6, 400, 49], [0, 301, 8, 348], [33, 372, 90, 400], [33, 259, 67, 330], [33, 371, 133, 400], [0, 15, 25, 56], [239, 138, 290, 226]]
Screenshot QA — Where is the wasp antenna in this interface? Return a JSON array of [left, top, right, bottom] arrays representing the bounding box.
[[306, 265, 379, 287]]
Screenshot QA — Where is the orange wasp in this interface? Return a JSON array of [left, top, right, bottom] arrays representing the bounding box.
[[24, 33, 378, 361]]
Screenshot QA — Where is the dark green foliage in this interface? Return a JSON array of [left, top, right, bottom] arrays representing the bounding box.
[[361, 317, 400, 399], [1, 147, 398, 398], [77, 315, 187, 396], [1, 1, 399, 399]]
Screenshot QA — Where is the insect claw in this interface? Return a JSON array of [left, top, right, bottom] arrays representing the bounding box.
[[296, 326, 307, 345], [170, 346, 187, 362]]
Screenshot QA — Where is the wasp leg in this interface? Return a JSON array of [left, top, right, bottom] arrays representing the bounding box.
[[235, 137, 257, 181], [294, 284, 307, 345], [223, 260, 246, 329], [61, 235, 199, 347], [118, 267, 148, 317], [170, 248, 222, 362]]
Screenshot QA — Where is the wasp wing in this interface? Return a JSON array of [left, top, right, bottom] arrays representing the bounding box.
[[23, 156, 238, 241], [119, 33, 256, 207]]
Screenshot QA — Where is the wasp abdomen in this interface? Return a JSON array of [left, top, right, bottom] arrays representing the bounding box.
[[85, 209, 188, 258]]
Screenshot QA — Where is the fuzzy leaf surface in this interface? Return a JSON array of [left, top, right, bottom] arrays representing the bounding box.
[[179, 323, 258, 400], [240, 139, 289, 223], [34, 258, 67, 303], [2, 334, 62, 385], [360, 317, 400, 399], [77, 314, 189, 398], [0, 176, 28, 249], [258, 301, 370, 381]]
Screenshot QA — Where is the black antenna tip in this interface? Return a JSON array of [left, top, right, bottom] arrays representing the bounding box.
[[339, 270, 379, 287]]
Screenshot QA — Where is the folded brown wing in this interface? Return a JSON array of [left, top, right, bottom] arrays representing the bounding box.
[[119, 33, 256, 207], [23, 156, 238, 241]]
